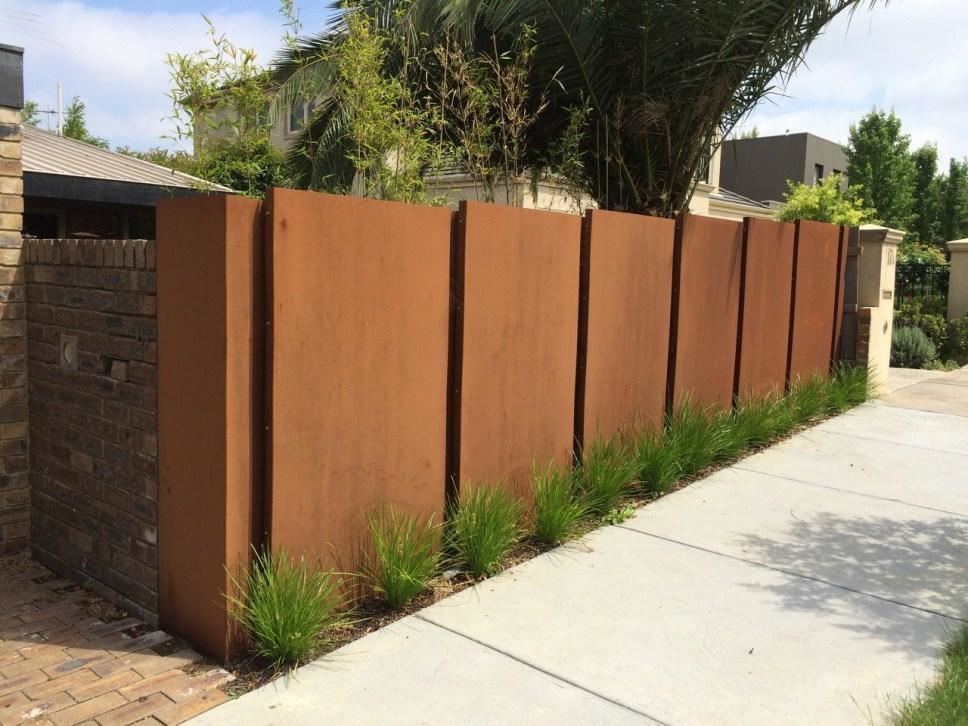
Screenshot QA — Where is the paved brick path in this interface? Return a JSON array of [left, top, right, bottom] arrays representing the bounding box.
[[0, 558, 232, 725]]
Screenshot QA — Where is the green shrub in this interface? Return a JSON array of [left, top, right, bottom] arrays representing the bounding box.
[[895, 297, 949, 349], [633, 427, 680, 495], [228, 548, 343, 667], [942, 314, 968, 364], [447, 484, 523, 577], [892, 326, 939, 369], [364, 508, 440, 609], [531, 462, 587, 545], [576, 438, 635, 515]]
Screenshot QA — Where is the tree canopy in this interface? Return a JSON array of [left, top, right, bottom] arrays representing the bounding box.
[[846, 109, 914, 230], [777, 174, 876, 226], [63, 96, 109, 149], [273, 0, 887, 217]]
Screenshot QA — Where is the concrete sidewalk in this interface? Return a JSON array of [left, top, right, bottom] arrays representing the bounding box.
[[193, 369, 968, 726]]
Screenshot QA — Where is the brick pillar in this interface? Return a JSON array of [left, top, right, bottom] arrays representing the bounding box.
[[0, 45, 28, 554]]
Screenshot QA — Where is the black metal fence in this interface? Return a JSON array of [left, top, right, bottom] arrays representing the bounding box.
[[895, 263, 949, 303]]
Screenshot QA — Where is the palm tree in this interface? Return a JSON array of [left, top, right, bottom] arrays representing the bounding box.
[[273, 0, 886, 217]]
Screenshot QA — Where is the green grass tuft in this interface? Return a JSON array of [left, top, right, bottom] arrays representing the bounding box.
[[228, 548, 343, 668], [447, 484, 523, 577], [633, 426, 680, 495], [363, 508, 440, 609], [576, 438, 636, 515], [732, 391, 786, 449], [531, 462, 588, 546], [665, 400, 722, 479], [889, 624, 968, 725]]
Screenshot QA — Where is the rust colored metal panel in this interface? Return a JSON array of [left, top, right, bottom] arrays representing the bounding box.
[[267, 190, 451, 571], [789, 220, 843, 381], [157, 194, 264, 663], [736, 218, 796, 398], [581, 210, 674, 440], [671, 214, 743, 410], [456, 202, 580, 498]]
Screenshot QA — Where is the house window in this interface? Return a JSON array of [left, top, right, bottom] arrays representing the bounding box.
[[287, 97, 317, 134], [814, 163, 825, 185]]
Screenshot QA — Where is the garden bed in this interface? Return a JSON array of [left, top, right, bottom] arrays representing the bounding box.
[[214, 366, 872, 697]]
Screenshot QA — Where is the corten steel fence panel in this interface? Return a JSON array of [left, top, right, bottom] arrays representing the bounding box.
[[788, 220, 845, 381], [735, 218, 796, 399], [267, 190, 451, 571], [580, 210, 674, 442], [453, 201, 580, 499], [157, 195, 264, 662], [669, 214, 743, 410]]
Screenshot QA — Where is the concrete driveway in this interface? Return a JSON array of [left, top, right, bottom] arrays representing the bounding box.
[[193, 368, 968, 726]]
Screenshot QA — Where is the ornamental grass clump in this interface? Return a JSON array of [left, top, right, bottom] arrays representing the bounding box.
[[576, 438, 636, 515], [633, 427, 679, 495], [228, 548, 343, 668], [447, 484, 523, 577], [889, 624, 968, 725], [664, 400, 722, 480], [786, 374, 830, 423], [531, 462, 587, 545], [732, 391, 788, 450], [364, 508, 440, 609], [827, 362, 871, 413]]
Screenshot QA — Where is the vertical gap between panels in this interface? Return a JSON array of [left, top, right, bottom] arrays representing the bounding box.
[[785, 220, 802, 389], [733, 217, 751, 402], [261, 194, 275, 552], [664, 214, 685, 415], [829, 225, 848, 369], [572, 213, 592, 465], [444, 205, 467, 510]]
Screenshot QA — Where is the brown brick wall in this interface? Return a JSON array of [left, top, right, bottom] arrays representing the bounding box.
[[0, 105, 28, 555], [25, 238, 158, 622]]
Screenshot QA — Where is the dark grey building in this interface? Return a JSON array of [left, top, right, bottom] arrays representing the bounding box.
[[720, 132, 848, 205]]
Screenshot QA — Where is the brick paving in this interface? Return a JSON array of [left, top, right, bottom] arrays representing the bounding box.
[[0, 557, 233, 725]]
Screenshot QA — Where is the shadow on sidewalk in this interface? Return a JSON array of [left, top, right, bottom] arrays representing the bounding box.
[[736, 511, 968, 657]]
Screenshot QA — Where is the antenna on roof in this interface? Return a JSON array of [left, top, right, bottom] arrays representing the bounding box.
[[56, 82, 63, 136]]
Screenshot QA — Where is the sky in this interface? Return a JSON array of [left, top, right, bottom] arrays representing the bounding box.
[[4, 0, 967, 164]]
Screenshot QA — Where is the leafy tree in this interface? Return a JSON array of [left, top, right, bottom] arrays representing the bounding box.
[[62, 96, 109, 148], [193, 136, 286, 198], [21, 100, 41, 127], [777, 174, 876, 226], [275, 0, 887, 217], [897, 239, 947, 265], [166, 17, 288, 197], [910, 144, 943, 244], [941, 158, 968, 242], [846, 109, 915, 229]]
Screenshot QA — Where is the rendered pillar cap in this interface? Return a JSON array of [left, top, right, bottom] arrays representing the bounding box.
[[947, 239, 968, 252], [858, 225, 904, 247]]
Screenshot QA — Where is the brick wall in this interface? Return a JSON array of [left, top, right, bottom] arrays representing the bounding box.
[[25, 238, 159, 622], [0, 104, 28, 555]]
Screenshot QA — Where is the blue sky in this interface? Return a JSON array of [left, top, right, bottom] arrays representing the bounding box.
[[5, 0, 967, 165]]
